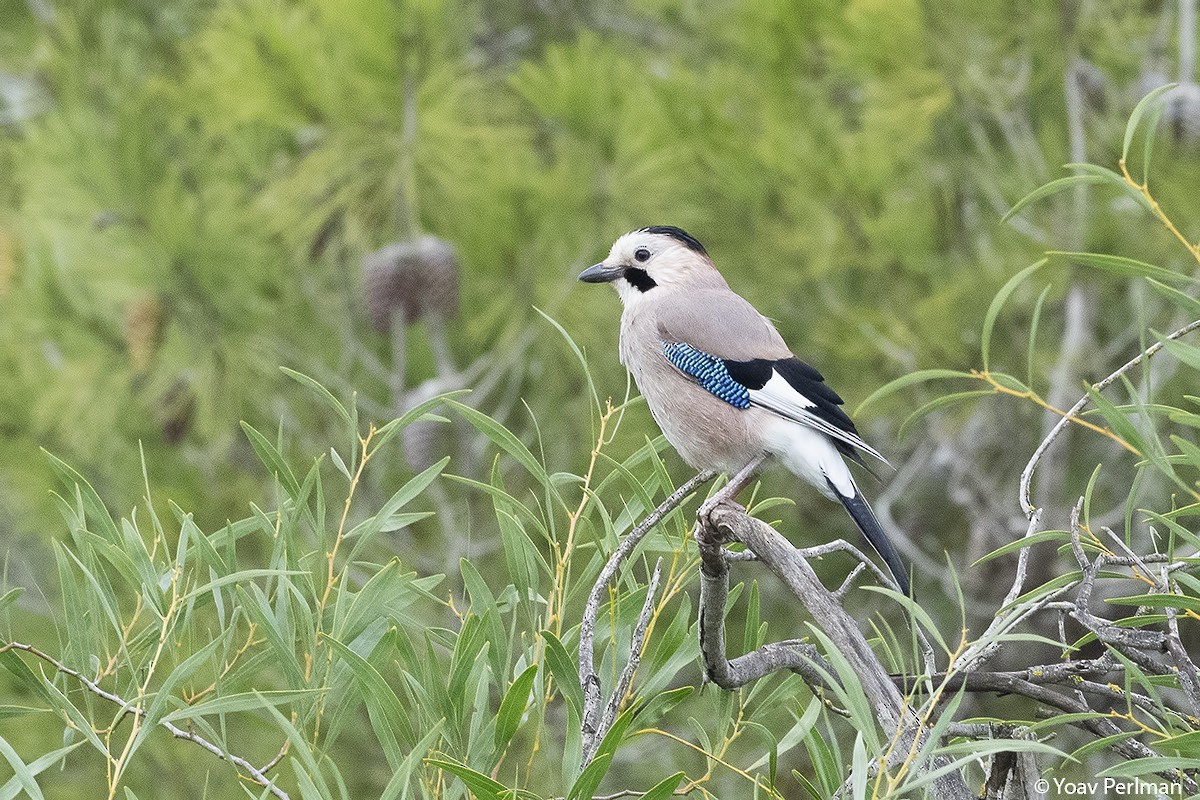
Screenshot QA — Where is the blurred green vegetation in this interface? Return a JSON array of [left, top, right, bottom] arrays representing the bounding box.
[[2, 0, 1200, 797]]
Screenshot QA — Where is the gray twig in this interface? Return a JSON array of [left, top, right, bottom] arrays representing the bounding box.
[[0, 641, 289, 800], [698, 505, 971, 800], [578, 470, 716, 768], [1020, 318, 1200, 515], [593, 558, 663, 759]]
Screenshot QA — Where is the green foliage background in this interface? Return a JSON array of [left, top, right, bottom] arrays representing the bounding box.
[[2, 0, 1200, 797]]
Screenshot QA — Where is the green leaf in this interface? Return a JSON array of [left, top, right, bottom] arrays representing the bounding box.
[[865, 587, 948, 654], [0, 733, 43, 800], [854, 369, 973, 416], [1001, 174, 1109, 223], [1099, 755, 1200, 779], [1027, 283, 1052, 388], [639, 772, 685, 800], [0, 741, 83, 800], [567, 752, 612, 800], [161, 690, 321, 723], [1064, 162, 1156, 212], [281, 366, 353, 429], [898, 390, 993, 440], [539, 631, 582, 716], [1123, 83, 1176, 164], [494, 664, 538, 754], [973, 530, 1070, 565], [1150, 731, 1200, 757], [982, 260, 1044, 371], [1106, 593, 1200, 612], [427, 756, 509, 799], [371, 389, 470, 454], [1047, 251, 1197, 285], [239, 422, 301, 499], [794, 770, 825, 800], [1148, 279, 1200, 318], [41, 450, 121, 544], [1159, 335, 1200, 371], [446, 400, 549, 484], [322, 634, 408, 770]]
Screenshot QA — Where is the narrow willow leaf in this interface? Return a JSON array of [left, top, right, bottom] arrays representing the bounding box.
[[865, 587, 948, 654], [973, 530, 1070, 565], [494, 664, 538, 754], [1001, 174, 1108, 223], [983, 260, 1045, 371], [239, 422, 301, 498], [1147, 278, 1200, 317], [1099, 755, 1200, 778], [539, 631, 582, 715], [1048, 251, 1196, 285], [372, 389, 470, 454], [850, 733, 868, 800], [1123, 83, 1176, 164], [41, 451, 121, 544], [323, 634, 408, 770], [1064, 162, 1155, 212], [854, 368, 972, 416], [1159, 336, 1200, 371], [1106, 593, 1200, 612], [426, 756, 508, 800], [898, 390, 993, 441], [161, 689, 320, 723], [0, 734, 43, 800], [1027, 283, 1052, 389], [0, 741, 83, 800], [446, 400, 549, 484], [280, 366, 353, 428], [566, 752, 612, 800], [640, 772, 685, 800]]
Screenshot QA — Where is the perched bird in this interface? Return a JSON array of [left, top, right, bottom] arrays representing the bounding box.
[[579, 226, 910, 594]]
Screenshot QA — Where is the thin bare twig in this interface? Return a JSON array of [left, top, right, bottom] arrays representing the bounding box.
[[1020, 318, 1200, 515], [593, 557, 663, 758], [699, 505, 972, 800], [0, 641, 289, 800], [578, 470, 716, 766]]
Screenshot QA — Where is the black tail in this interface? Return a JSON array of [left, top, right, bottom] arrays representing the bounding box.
[[827, 479, 911, 595]]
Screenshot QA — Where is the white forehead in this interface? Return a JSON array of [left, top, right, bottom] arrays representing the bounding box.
[[609, 230, 672, 258]]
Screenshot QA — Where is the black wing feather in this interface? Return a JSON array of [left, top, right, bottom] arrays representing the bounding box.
[[724, 356, 861, 449]]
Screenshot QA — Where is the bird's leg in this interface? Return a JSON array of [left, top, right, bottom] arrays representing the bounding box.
[[698, 454, 767, 522]]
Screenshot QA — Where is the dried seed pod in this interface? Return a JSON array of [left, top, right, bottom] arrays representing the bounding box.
[[1073, 58, 1110, 114], [361, 236, 460, 331], [158, 378, 195, 445], [123, 293, 163, 372]]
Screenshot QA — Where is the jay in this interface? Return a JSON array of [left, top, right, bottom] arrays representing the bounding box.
[[579, 226, 910, 594]]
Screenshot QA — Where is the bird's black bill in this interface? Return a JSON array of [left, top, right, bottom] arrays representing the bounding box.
[[578, 263, 624, 283]]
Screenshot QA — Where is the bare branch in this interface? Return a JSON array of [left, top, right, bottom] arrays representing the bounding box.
[[0, 641, 290, 800], [578, 470, 716, 767], [899, 668, 1197, 793], [698, 504, 972, 800], [594, 558, 663, 756], [1020, 318, 1200, 515]]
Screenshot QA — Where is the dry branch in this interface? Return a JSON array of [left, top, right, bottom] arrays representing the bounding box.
[[0, 640, 289, 800]]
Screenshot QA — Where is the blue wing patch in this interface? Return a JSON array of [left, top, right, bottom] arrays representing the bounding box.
[[662, 342, 751, 408]]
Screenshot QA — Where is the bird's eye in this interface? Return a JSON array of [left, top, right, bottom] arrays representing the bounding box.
[[634, 248, 651, 262]]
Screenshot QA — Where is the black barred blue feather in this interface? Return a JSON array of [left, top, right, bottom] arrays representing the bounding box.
[[662, 341, 888, 465], [662, 342, 751, 408]]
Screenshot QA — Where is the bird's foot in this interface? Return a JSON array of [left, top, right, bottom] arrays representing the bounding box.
[[696, 455, 766, 524], [697, 493, 743, 526]]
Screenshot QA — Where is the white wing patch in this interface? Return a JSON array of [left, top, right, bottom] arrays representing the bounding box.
[[748, 370, 889, 465]]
